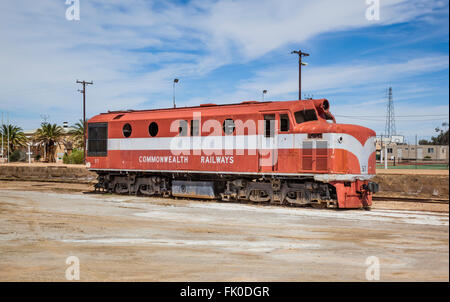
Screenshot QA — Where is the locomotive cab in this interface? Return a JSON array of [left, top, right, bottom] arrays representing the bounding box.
[[289, 99, 377, 208]]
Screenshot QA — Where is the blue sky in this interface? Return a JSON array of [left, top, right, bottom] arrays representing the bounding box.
[[0, 0, 448, 143]]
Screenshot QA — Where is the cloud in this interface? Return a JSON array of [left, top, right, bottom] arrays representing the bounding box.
[[0, 0, 447, 137], [238, 54, 449, 96]]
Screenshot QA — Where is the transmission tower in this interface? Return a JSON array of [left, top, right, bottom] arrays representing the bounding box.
[[384, 87, 396, 137]]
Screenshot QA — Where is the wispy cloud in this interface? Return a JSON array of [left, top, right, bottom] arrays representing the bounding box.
[[0, 0, 448, 141]]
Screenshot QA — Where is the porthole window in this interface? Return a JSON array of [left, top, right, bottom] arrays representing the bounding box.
[[148, 122, 158, 137], [122, 123, 132, 138], [223, 119, 235, 135]]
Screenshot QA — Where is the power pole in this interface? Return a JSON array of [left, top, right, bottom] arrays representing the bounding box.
[[291, 49, 309, 100], [76, 80, 93, 163], [173, 78, 179, 108], [415, 134, 418, 169]]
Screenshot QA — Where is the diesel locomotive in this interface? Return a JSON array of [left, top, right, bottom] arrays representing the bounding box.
[[86, 98, 378, 209]]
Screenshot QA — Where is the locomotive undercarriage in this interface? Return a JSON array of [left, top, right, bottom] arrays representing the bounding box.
[[94, 171, 338, 208]]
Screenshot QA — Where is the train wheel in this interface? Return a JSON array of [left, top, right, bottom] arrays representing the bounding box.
[[114, 183, 128, 194]]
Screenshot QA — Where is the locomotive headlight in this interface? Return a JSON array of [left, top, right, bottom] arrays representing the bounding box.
[[338, 137, 343, 144]]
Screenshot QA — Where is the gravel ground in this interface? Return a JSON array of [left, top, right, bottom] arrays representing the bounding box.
[[0, 181, 448, 281]]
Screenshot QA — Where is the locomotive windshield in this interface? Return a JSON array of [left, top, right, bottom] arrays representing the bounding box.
[[294, 109, 318, 124]]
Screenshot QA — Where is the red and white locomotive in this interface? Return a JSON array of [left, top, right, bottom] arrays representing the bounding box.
[[86, 98, 378, 209]]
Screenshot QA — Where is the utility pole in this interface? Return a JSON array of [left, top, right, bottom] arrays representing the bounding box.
[[415, 134, 418, 169], [384, 143, 388, 169], [380, 134, 383, 166], [173, 78, 179, 108], [291, 49, 309, 100], [27, 143, 32, 164], [76, 80, 93, 163]]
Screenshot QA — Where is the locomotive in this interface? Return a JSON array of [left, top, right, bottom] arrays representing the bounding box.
[[86, 98, 378, 209]]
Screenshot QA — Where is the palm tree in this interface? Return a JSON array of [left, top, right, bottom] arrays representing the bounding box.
[[0, 124, 28, 153], [34, 123, 65, 162], [68, 119, 85, 149]]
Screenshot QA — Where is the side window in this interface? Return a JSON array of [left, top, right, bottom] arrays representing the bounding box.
[[191, 120, 199, 136], [280, 114, 289, 132], [264, 114, 275, 138], [294, 109, 317, 124], [178, 120, 188, 136], [122, 123, 132, 138], [223, 119, 235, 135]]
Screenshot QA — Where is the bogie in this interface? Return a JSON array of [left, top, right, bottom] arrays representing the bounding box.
[[95, 172, 339, 209]]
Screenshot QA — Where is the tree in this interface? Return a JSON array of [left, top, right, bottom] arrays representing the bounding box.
[[34, 123, 65, 162], [431, 122, 449, 145], [418, 123, 449, 145], [0, 124, 28, 153], [68, 119, 85, 149]]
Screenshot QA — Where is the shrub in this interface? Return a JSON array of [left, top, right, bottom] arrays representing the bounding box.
[[62, 153, 70, 164], [70, 149, 84, 164], [10, 150, 25, 162], [63, 149, 84, 164]]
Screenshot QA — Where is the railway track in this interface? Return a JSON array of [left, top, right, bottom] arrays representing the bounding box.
[[2, 178, 448, 207], [373, 196, 449, 204], [90, 189, 449, 208]]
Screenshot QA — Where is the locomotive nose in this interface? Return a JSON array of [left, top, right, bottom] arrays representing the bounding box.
[[334, 124, 376, 147], [329, 123, 377, 176]]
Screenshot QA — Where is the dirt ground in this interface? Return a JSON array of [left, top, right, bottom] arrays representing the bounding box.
[[376, 168, 449, 175], [0, 181, 448, 281]]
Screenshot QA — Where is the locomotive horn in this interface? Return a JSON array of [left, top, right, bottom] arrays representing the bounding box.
[[313, 99, 330, 112]]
